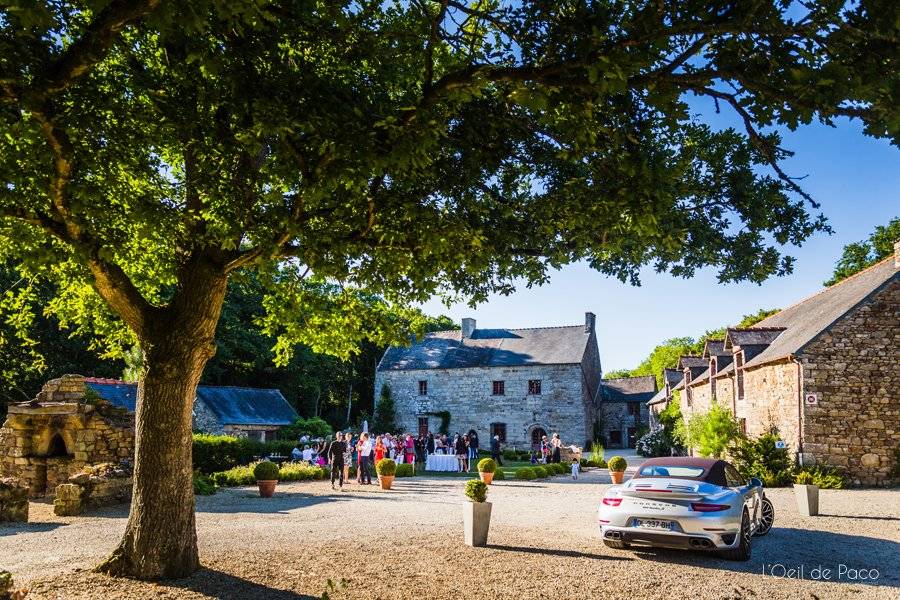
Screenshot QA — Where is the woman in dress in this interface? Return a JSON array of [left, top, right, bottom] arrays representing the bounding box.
[[551, 433, 562, 464], [342, 432, 353, 483], [374, 435, 385, 465], [404, 434, 416, 469]]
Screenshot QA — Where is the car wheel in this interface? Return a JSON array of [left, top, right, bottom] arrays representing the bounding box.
[[720, 509, 751, 561], [603, 539, 628, 550], [754, 496, 775, 536]]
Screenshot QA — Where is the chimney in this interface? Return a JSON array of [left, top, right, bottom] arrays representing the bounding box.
[[584, 311, 596, 333], [894, 240, 900, 269], [461, 318, 476, 339]]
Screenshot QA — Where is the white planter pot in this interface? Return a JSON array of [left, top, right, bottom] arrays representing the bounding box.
[[462, 500, 492, 547], [794, 484, 819, 516]]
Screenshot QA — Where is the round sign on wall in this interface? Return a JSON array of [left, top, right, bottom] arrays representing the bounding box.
[[805, 393, 818, 406]]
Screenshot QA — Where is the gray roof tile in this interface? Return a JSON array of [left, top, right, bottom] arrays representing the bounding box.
[[600, 375, 657, 403]]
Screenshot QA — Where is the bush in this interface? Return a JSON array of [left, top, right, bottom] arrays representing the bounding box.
[[212, 465, 255, 487], [375, 458, 396, 476], [515, 467, 536, 480], [794, 465, 846, 489], [277, 462, 324, 482], [533, 466, 548, 478], [465, 479, 488, 502], [608, 456, 627, 472], [502, 449, 519, 461], [253, 460, 280, 481], [276, 416, 333, 441], [491, 467, 505, 480], [518, 451, 531, 461], [729, 431, 794, 487], [589, 441, 605, 462], [395, 464, 415, 477], [477, 458, 497, 473], [193, 471, 216, 495], [636, 428, 671, 458], [686, 401, 741, 458], [192, 434, 305, 474]]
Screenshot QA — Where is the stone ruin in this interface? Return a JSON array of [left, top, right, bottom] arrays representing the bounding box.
[[0, 477, 28, 523], [0, 375, 135, 498], [54, 461, 133, 516]]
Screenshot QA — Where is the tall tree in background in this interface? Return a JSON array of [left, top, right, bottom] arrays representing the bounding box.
[[825, 218, 900, 286], [2, 0, 895, 579]]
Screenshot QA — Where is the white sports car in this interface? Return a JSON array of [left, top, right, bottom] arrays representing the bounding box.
[[598, 457, 774, 560]]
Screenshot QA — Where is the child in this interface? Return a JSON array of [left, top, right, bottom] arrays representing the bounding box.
[[530, 451, 538, 465], [571, 457, 580, 480]]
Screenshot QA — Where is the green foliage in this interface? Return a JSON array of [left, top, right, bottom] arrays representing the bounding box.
[[278, 462, 327, 482], [395, 464, 414, 477], [825, 218, 900, 286], [794, 466, 846, 489], [276, 417, 333, 441], [375, 458, 396, 476], [253, 461, 280, 481], [501, 449, 519, 461], [191, 434, 295, 474], [192, 472, 216, 496], [686, 401, 742, 458], [477, 458, 497, 473], [533, 466, 548, 478], [729, 431, 794, 487], [636, 428, 670, 458], [211, 465, 255, 487], [464, 479, 488, 503], [608, 456, 628, 472], [581, 457, 608, 469], [589, 442, 605, 463], [491, 467, 505, 481], [515, 468, 536, 480], [373, 384, 397, 434], [603, 368, 632, 379]]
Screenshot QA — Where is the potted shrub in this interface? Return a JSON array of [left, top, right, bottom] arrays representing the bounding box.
[[253, 461, 280, 497], [376, 458, 396, 490], [477, 458, 497, 484], [463, 479, 491, 547], [793, 470, 819, 516], [608, 456, 627, 484]]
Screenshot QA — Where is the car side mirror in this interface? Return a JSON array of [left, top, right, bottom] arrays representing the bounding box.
[[749, 477, 763, 488]]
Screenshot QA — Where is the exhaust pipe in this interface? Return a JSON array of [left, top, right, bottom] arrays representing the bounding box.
[[606, 531, 622, 540]]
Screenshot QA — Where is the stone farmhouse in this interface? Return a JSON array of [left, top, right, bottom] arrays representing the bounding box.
[[648, 244, 900, 485], [374, 313, 602, 449], [86, 378, 298, 442], [597, 375, 656, 449]]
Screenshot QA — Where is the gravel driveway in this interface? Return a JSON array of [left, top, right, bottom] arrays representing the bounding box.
[[1, 469, 898, 599]]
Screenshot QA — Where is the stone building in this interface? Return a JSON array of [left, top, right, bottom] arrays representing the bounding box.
[[652, 245, 899, 485], [374, 313, 602, 449], [0, 375, 134, 497], [647, 368, 683, 422], [86, 379, 298, 442], [597, 375, 656, 448]]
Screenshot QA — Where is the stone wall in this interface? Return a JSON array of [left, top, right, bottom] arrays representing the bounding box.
[[715, 376, 736, 416], [54, 462, 133, 516], [742, 360, 801, 451], [0, 375, 134, 497], [688, 381, 713, 415], [193, 397, 225, 434], [800, 279, 900, 486], [599, 401, 649, 449], [375, 363, 590, 449], [0, 477, 28, 522]]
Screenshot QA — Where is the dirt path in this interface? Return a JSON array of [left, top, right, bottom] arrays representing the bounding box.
[[1, 469, 898, 599]]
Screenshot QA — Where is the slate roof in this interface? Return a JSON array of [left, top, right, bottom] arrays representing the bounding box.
[[377, 325, 591, 371], [87, 382, 297, 426], [723, 328, 785, 350], [744, 256, 898, 369], [647, 387, 669, 406], [713, 362, 735, 378], [702, 339, 729, 359], [664, 368, 683, 388], [677, 356, 707, 370], [599, 375, 657, 403]]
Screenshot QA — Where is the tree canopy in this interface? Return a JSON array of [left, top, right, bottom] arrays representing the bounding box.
[[1, 0, 896, 580], [824, 217, 900, 286]]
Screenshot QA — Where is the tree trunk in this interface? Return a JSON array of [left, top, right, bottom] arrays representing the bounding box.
[[97, 265, 227, 579]]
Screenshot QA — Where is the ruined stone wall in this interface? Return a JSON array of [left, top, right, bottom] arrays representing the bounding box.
[[375, 363, 589, 448], [800, 279, 900, 486], [0, 376, 134, 497], [742, 360, 802, 452]]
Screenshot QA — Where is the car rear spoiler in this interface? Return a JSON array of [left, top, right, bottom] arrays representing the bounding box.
[[619, 481, 705, 500]]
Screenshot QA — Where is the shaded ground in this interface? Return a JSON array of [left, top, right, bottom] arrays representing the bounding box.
[[1, 469, 898, 599]]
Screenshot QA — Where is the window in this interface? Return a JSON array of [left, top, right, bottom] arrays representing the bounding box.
[[627, 402, 641, 416], [418, 380, 428, 395], [736, 351, 745, 400], [528, 379, 542, 395], [639, 465, 705, 478], [725, 465, 745, 488], [492, 380, 505, 396], [490, 422, 507, 442], [417, 416, 429, 436]]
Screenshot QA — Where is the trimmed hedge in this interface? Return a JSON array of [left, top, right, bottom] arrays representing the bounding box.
[[465, 479, 488, 502], [395, 464, 415, 477], [212, 461, 326, 487], [278, 462, 327, 481], [492, 468, 506, 480], [477, 458, 497, 473], [515, 467, 536, 480], [375, 458, 396, 476], [607, 456, 627, 472], [193, 434, 299, 474], [533, 466, 548, 478]]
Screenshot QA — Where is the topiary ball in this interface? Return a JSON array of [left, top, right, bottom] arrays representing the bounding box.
[[477, 458, 497, 473], [465, 479, 488, 502], [515, 467, 536, 480], [375, 458, 396, 476], [253, 461, 280, 481], [607, 456, 627, 472], [492, 467, 506, 481]]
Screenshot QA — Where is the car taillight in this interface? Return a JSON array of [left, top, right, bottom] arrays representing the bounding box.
[[691, 502, 731, 512], [602, 497, 622, 506]]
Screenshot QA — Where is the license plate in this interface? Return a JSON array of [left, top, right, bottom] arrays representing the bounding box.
[[633, 519, 673, 530]]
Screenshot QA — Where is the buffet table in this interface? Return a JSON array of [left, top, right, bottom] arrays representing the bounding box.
[[425, 454, 460, 472]]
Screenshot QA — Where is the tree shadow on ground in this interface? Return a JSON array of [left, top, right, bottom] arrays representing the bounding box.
[[625, 527, 899, 588], [819, 513, 900, 522], [196, 490, 392, 514], [486, 544, 632, 561], [0, 521, 67, 537], [166, 567, 318, 599]]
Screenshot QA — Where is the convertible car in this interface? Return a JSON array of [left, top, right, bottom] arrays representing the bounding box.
[[598, 457, 774, 560]]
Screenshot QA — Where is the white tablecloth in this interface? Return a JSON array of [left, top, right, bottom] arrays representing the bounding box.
[[426, 454, 460, 472]]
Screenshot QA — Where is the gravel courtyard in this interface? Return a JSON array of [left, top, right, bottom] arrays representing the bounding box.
[[1, 469, 898, 599]]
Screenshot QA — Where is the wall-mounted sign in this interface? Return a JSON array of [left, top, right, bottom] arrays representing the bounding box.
[[805, 392, 818, 406], [775, 440, 786, 449]]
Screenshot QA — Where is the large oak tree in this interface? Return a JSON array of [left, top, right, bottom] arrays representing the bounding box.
[[1, 0, 897, 579]]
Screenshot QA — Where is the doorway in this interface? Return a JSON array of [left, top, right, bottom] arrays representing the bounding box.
[[531, 427, 547, 451], [627, 427, 637, 448]]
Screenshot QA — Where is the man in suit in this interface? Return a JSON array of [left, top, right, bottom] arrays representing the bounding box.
[[490, 434, 502, 466], [328, 431, 346, 490]]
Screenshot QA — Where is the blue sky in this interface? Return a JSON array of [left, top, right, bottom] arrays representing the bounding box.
[[420, 104, 899, 372]]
